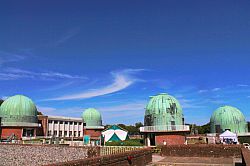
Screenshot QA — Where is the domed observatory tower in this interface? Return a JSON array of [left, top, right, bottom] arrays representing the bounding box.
[[82, 108, 104, 145], [210, 106, 248, 134], [0, 95, 39, 140], [140, 93, 190, 146]]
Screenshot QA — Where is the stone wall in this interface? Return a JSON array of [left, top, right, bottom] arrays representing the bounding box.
[[160, 144, 242, 158], [0, 144, 96, 166], [45, 148, 152, 166]]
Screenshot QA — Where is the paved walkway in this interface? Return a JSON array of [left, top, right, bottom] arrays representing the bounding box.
[[149, 155, 242, 166]]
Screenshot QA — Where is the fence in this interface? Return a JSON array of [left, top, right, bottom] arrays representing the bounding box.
[[100, 146, 144, 156]]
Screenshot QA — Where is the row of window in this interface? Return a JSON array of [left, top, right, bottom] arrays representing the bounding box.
[[47, 130, 81, 137], [48, 120, 82, 125]]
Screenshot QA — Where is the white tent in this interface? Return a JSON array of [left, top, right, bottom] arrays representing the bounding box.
[[219, 130, 238, 144], [101, 125, 129, 142]]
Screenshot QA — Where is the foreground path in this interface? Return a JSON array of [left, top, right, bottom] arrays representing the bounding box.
[[148, 154, 242, 166]]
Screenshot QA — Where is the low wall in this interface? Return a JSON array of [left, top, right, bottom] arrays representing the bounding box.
[[160, 144, 242, 158], [242, 148, 250, 166], [0, 144, 99, 166], [45, 148, 152, 166]]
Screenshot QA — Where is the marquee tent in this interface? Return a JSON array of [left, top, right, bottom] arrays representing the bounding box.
[[219, 130, 238, 144], [102, 125, 129, 142]]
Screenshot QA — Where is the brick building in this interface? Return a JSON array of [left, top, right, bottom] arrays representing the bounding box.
[[82, 108, 104, 145], [140, 93, 190, 146]]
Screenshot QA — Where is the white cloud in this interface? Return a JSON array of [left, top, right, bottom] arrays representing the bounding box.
[[53, 28, 80, 46], [212, 88, 221, 92], [198, 89, 208, 93], [237, 84, 249, 87], [37, 106, 56, 113], [47, 69, 143, 101], [0, 51, 26, 66], [97, 101, 146, 112], [0, 68, 86, 81]]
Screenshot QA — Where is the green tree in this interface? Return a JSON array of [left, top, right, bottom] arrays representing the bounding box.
[[0, 99, 4, 106]]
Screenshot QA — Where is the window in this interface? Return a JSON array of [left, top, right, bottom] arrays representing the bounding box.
[[60, 121, 63, 124], [48, 131, 52, 136], [74, 122, 77, 125], [48, 120, 52, 123], [74, 131, 77, 137], [79, 122, 82, 125], [78, 132, 81, 137], [69, 131, 72, 136], [54, 121, 58, 124], [54, 131, 57, 136], [64, 131, 67, 137], [59, 131, 62, 137], [70, 122, 73, 125], [65, 122, 68, 124], [22, 129, 35, 137]]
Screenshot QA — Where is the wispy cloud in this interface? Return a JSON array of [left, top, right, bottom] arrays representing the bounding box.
[[37, 106, 56, 113], [0, 51, 26, 66], [237, 84, 249, 87], [53, 28, 80, 46], [97, 101, 146, 112], [47, 69, 143, 101], [0, 68, 86, 81], [212, 88, 221, 91], [198, 89, 208, 93]]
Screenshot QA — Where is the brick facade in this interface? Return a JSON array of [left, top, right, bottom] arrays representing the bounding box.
[[1, 127, 23, 139], [37, 115, 48, 136], [155, 134, 185, 145], [85, 129, 102, 139]]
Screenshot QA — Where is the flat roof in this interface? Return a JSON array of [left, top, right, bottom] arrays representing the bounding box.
[[47, 115, 82, 122]]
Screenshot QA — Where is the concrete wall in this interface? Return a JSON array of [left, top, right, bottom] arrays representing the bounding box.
[[160, 144, 242, 158]]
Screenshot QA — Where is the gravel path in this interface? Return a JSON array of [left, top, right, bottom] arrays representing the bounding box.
[[0, 145, 89, 166]]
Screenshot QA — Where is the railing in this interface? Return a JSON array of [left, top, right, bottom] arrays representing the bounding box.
[[140, 125, 190, 132], [100, 146, 144, 156]]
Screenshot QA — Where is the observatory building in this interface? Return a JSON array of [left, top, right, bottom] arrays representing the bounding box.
[[140, 93, 190, 146], [0, 95, 39, 139], [82, 108, 104, 145], [0, 95, 85, 142], [210, 105, 248, 134]]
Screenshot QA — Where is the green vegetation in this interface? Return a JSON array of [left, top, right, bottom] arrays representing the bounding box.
[[105, 139, 143, 146], [0, 99, 4, 106], [105, 122, 143, 135], [189, 123, 210, 134], [239, 136, 250, 144]]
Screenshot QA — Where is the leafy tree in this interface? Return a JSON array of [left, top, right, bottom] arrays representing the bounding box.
[[248, 122, 250, 131], [0, 99, 4, 106], [135, 122, 143, 129]]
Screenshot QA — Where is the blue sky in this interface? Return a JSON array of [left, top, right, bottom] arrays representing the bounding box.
[[0, 0, 250, 125]]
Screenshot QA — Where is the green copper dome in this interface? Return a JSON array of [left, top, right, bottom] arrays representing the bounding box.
[[144, 93, 184, 126], [0, 95, 38, 127], [210, 106, 248, 133], [82, 108, 102, 126]]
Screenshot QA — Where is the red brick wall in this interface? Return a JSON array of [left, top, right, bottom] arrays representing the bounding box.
[[160, 144, 242, 158], [37, 115, 48, 136], [85, 129, 102, 138], [1, 128, 23, 139], [155, 135, 185, 145]]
